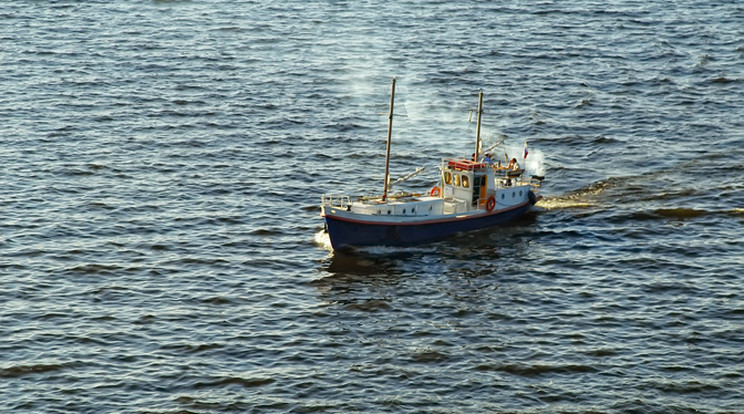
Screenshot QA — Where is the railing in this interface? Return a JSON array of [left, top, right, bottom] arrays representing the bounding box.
[[441, 158, 488, 171], [321, 194, 351, 208]]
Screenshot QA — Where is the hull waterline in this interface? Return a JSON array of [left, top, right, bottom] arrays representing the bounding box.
[[323, 196, 535, 250]]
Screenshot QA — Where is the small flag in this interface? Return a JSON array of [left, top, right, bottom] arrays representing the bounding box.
[[523, 141, 529, 159]]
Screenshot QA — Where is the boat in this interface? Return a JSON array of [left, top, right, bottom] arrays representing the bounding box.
[[320, 78, 544, 250]]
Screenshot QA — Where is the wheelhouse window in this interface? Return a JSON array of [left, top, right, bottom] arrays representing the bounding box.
[[444, 171, 452, 185], [462, 175, 469, 188]]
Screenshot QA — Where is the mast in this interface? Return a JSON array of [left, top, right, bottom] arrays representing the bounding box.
[[474, 90, 484, 162], [382, 77, 396, 201]]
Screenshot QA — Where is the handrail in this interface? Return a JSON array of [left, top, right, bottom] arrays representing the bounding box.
[[441, 158, 488, 171], [321, 194, 351, 208]]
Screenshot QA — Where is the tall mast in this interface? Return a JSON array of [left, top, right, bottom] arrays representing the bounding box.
[[382, 77, 396, 201], [474, 90, 484, 162]]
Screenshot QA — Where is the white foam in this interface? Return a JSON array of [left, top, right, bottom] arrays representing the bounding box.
[[314, 230, 333, 251]]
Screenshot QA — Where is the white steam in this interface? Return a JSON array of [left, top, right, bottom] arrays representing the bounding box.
[[497, 142, 546, 177]]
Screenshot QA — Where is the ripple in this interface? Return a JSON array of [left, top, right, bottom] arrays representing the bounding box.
[[202, 376, 276, 389], [479, 362, 599, 377], [0, 363, 72, 379], [2, 0, 743, 412]]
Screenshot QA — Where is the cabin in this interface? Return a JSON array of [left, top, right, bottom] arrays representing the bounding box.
[[346, 197, 444, 217], [438, 158, 531, 214]]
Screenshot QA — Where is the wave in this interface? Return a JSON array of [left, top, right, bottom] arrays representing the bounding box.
[[535, 177, 626, 210], [540, 191, 743, 220], [536, 168, 743, 221], [536, 197, 596, 209], [475, 362, 598, 377], [314, 230, 333, 251], [0, 363, 70, 379], [631, 208, 744, 220], [647, 208, 707, 219]]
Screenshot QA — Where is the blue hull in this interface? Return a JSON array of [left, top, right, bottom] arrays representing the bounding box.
[[324, 198, 534, 250]]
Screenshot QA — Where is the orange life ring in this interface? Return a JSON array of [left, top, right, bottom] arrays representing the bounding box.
[[486, 196, 496, 212], [430, 186, 441, 197]]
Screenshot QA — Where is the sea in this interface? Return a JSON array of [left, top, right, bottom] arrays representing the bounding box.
[[2, 1, 743, 412]]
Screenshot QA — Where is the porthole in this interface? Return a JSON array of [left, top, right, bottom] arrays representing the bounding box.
[[402, 209, 407, 214], [501, 193, 505, 200], [412, 208, 416, 214], [519, 190, 523, 196], [512, 191, 516, 198], [387, 210, 391, 215]]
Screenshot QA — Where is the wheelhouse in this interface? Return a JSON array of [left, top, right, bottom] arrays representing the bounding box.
[[439, 158, 495, 212]]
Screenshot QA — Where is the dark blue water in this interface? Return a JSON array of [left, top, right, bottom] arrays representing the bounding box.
[[2, 1, 743, 412]]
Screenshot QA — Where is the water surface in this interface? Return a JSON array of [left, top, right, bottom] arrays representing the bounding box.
[[2, 1, 743, 412]]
